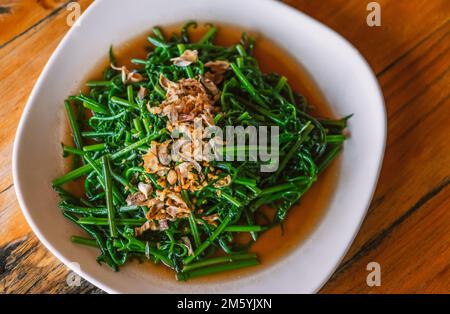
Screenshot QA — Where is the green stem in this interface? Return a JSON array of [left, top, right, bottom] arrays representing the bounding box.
[[183, 216, 231, 264], [86, 80, 112, 87], [230, 62, 267, 108], [189, 213, 202, 249], [198, 26, 217, 44], [233, 177, 257, 187], [182, 253, 257, 272], [53, 137, 150, 186], [63, 212, 117, 271], [259, 183, 297, 196], [326, 135, 346, 143], [111, 96, 139, 110], [177, 258, 259, 281], [83, 143, 106, 152], [76, 95, 109, 114], [318, 144, 342, 173], [273, 124, 313, 178], [84, 155, 124, 203], [60, 204, 138, 215], [177, 44, 194, 78], [62, 145, 84, 156], [81, 131, 114, 138], [64, 100, 83, 151], [224, 225, 264, 232], [102, 155, 117, 238], [221, 192, 242, 207], [71, 235, 98, 248], [77, 217, 146, 226]]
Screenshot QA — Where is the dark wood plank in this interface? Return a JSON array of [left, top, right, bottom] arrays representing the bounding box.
[[0, 234, 104, 293], [0, 0, 70, 48], [321, 177, 450, 293], [319, 19, 450, 291], [329, 23, 449, 267], [283, 0, 450, 74]]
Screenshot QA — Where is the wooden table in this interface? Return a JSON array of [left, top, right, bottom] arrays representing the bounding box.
[[0, 0, 448, 294]]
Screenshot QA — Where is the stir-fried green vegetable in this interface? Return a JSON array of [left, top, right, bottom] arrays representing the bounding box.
[[53, 22, 350, 280]]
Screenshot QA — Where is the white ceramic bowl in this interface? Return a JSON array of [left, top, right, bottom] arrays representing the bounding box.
[[13, 0, 386, 293]]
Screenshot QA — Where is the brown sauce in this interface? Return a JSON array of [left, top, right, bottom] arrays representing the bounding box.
[[69, 22, 340, 283]]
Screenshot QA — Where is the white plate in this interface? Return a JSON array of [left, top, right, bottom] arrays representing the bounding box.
[[13, 0, 386, 293]]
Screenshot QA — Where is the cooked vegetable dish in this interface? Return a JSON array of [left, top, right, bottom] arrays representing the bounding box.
[[52, 22, 350, 281]]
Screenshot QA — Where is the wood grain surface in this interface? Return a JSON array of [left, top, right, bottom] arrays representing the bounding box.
[[0, 0, 449, 294]]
